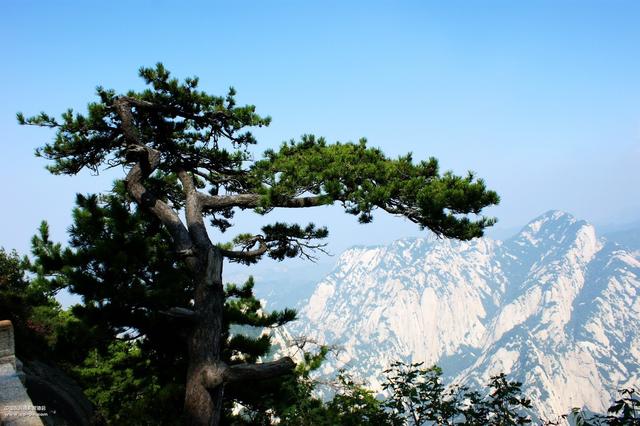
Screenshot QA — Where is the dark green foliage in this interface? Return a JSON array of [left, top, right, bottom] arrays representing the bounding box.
[[0, 247, 72, 360], [31, 190, 193, 363], [560, 388, 640, 426], [250, 136, 499, 239], [224, 277, 296, 330], [231, 350, 392, 426], [20, 63, 499, 246], [260, 223, 328, 262], [28, 192, 190, 423], [481, 373, 533, 425], [325, 373, 395, 426], [0, 248, 28, 291], [18, 64, 269, 178], [73, 340, 185, 426], [228, 359, 536, 425], [28, 192, 302, 424], [605, 388, 640, 425], [242, 367, 394, 426], [223, 346, 331, 425], [382, 361, 532, 425], [383, 362, 462, 425]]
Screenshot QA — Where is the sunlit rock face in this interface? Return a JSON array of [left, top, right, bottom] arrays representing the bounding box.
[[286, 211, 640, 418]]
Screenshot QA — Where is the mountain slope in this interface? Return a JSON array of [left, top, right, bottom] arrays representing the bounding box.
[[286, 211, 640, 417]]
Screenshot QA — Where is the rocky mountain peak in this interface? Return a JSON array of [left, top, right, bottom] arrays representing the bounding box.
[[284, 211, 640, 418]]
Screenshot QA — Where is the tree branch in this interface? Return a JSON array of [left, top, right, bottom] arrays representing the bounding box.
[[113, 97, 193, 251], [178, 170, 211, 250], [117, 96, 229, 123], [220, 223, 329, 264], [220, 234, 268, 262], [160, 307, 201, 322], [201, 357, 295, 389], [198, 193, 329, 210], [225, 357, 295, 383], [220, 244, 268, 262]]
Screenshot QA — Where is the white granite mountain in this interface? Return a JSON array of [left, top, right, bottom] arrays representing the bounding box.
[[284, 210, 640, 418]]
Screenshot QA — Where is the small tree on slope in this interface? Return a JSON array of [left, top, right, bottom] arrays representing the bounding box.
[[19, 64, 499, 426]]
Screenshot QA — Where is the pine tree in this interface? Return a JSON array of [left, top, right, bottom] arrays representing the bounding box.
[[19, 63, 499, 425], [31, 191, 299, 424]]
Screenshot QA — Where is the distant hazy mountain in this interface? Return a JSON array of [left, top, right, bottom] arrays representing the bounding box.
[[225, 257, 334, 311], [603, 226, 640, 253], [284, 211, 640, 418]]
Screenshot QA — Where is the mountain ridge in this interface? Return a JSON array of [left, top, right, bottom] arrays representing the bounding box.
[[281, 210, 640, 418]]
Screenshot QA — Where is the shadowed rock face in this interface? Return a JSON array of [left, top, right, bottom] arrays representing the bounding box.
[[22, 361, 94, 426]]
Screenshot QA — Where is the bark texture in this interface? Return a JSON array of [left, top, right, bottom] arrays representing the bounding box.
[[184, 248, 225, 426]]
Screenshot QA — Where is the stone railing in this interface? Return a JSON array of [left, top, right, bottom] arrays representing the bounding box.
[[0, 320, 44, 426], [0, 320, 16, 369]]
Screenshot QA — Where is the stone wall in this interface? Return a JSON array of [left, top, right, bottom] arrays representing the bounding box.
[[0, 320, 16, 369], [0, 320, 44, 426]]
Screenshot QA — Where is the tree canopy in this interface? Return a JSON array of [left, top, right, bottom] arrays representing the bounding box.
[[19, 63, 498, 246], [19, 63, 499, 425]]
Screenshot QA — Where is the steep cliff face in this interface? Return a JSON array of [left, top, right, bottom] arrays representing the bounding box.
[[287, 211, 640, 417]]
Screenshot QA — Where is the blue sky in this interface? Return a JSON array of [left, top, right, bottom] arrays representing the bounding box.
[[2, 1, 639, 262]]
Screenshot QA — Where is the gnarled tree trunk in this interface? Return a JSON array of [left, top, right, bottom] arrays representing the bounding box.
[[184, 248, 225, 426]]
